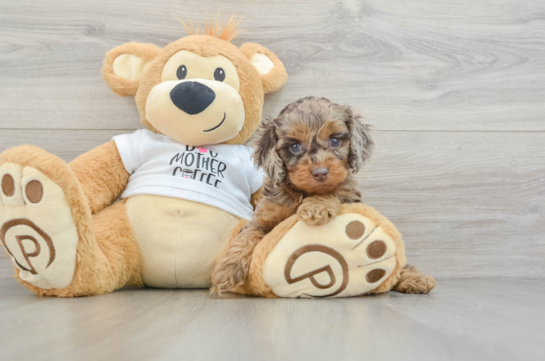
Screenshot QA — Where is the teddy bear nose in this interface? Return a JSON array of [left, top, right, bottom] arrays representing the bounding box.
[[312, 168, 329, 182], [170, 81, 216, 115]]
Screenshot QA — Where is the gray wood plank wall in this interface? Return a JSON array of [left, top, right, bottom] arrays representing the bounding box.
[[0, 0, 543, 280]]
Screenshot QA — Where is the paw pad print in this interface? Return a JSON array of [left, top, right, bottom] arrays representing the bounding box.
[[262, 213, 398, 298], [0, 162, 79, 290]]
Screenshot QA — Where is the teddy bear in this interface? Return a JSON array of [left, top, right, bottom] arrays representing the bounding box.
[[0, 18, 434, 298]]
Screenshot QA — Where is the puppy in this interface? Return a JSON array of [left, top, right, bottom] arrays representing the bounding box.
[[212, 96, 435, 295]]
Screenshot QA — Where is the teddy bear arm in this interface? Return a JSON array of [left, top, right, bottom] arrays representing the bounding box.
[[69, 141, 130, 214]]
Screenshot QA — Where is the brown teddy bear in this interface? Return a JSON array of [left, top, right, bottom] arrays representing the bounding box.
[[0, 18, 433, 298]]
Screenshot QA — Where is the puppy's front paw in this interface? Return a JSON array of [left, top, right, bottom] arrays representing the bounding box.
[[211, 260, 249, 296], [297, 200, 339, 226]]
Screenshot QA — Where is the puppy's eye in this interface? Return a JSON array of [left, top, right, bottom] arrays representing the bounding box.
[[290, 143, 302, 154], [177, 65, 187, 80], [330, 137, 341, 147], [214, 67, 225, 82]]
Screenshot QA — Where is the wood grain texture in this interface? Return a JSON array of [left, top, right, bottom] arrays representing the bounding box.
[[360, 131, 545, 279], [0, 278, 544, 361], [0, 0, 544, 130], [0, 0, 544, 280], [0, 130, 543, 279]]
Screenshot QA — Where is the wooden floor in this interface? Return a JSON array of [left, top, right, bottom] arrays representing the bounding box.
[[0, 0, 544, 360], [0, 278, 543, 361]]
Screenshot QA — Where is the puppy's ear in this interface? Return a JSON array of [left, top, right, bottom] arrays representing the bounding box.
[[239, 43, 288, 94], [102, 42, 162, 97], [344, 106, 374, 173], [252, 118, 285, 183]]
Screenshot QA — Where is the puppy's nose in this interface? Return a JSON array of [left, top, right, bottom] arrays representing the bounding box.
[[312, 168, 329, 182], [170, 81, 216, 115]]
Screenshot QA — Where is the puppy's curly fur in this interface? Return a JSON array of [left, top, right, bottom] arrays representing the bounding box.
[[212, 97, 435, 295]]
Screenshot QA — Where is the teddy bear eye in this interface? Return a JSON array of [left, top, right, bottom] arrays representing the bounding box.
[[177, 65, 187, 80], [214, 67, 225, 82]]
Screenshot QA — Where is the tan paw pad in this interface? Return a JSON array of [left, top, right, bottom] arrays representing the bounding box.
[[0, 163, 79, 290]]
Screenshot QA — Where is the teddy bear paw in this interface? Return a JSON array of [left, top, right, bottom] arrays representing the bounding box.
[[0, 162, 79, 290], [262, 212, 399, 298]]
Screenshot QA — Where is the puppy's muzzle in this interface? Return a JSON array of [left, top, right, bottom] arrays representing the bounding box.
[[170, 81, 215, 115], [312, 168, 329, 182]]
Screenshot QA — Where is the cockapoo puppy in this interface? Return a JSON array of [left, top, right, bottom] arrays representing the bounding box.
[[212, 96, 436, 295]]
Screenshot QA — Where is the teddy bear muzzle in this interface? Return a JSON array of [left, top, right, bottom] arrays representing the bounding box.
[[145, 78, 245, 146]]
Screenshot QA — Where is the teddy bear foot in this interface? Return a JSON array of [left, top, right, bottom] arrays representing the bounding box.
[[240, 204, 405, 298], [0, 147, 84, 292]]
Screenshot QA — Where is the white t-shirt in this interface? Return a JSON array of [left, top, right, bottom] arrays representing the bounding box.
[[112, 129, 264, 220]]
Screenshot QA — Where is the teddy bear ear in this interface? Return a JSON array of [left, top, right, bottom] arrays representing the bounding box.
[[102, 42, 162, 97], [239, 43, 288, 94]]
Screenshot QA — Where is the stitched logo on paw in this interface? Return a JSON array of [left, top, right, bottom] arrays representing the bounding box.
[[0, 162, 79, 290], [284, 245, 349, 297], [0, 218, 56, 275]]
